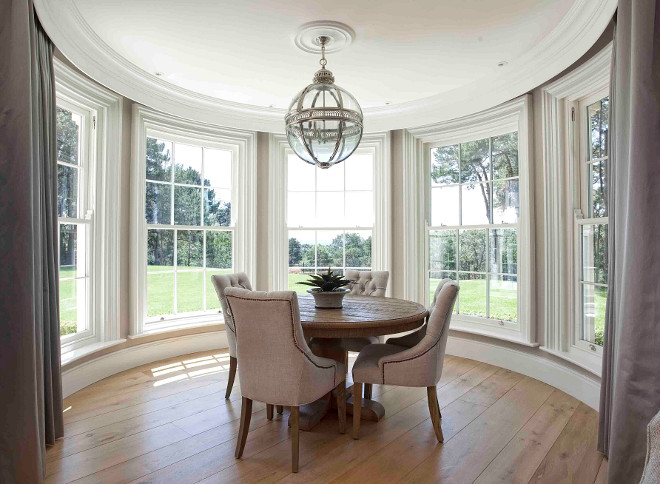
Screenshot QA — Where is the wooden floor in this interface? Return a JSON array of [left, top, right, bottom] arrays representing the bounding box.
[[47, 351, 608, 483]]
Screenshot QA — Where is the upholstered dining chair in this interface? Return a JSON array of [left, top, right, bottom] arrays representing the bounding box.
[[211, 272, 252, 400], [351, 279, 459, 442], [225, 288, 347, 473], [340, 270, 390, 399]]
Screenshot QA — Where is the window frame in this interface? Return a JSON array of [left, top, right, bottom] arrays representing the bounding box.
[[130, 106, 257, 336], [425, 134, 521, 330], [268, 133, 391, 292], [571, 89, 609, 357], [54, 58, 123, 358], [404, 95, 535, 346], [540, 44, 611, 374]]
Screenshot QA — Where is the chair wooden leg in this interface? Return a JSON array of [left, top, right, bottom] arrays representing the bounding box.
[[336, 382, 346, 434], [290, 406, 299, 473], [427, 386, 444, 443], [235, 397, 252, 458], [276, 405, 284, 414], [267, 404, 274, 420], [352, 382, 362, 440], [225, 356, 237, 399], [364, 383, 372, 400]]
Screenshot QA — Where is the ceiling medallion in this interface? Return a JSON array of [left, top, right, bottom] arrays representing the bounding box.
[[285, 24, 363, 169]]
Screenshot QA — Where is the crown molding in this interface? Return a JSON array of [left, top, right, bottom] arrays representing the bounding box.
[[36, 0, 615, 133]]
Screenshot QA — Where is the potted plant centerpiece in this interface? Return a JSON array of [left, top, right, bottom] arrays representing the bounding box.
[[301, 268, 353, 309]]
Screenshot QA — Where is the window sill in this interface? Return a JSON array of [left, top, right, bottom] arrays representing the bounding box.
[[61, 338, 127, 366], [449, 323, 540, 347], [539, 346, 601, 376], [129, 321, 225, 340]]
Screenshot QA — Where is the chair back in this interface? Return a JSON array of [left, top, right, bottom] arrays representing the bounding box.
[[425, 280, 459, 378], [345, 270, 389, 297], [225, 288, 341, 405], [430, 278, 453, 309], [211, 273, 252, 357]]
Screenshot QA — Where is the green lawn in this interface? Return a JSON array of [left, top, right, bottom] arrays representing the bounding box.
[[58, 267, 606, 346]]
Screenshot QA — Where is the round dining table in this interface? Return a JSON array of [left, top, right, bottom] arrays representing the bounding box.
[[295, 293, 428, 431]]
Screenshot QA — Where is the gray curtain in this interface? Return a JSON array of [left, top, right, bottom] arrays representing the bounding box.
[[0, 1, 64, 481], [598, 1, 660, 483]]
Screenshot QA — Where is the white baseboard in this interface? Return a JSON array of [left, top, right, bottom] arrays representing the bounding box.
[[62, 331, 229, 398], [446, 336, 601, 410]]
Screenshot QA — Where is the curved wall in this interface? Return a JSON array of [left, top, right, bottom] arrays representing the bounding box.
[[56, 16, 612, 411]]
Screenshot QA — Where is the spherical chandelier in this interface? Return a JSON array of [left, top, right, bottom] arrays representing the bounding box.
[[285, 35, 363, 169]]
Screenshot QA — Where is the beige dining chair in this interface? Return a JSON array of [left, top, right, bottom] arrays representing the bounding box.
[[211, 272, 252, 400], [351, 279, 459, 442], [342, 270, 390, 399], [225, 288, 347, 473]]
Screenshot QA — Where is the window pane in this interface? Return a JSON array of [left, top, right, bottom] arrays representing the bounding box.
[[174, 186, 202, 225], [204, 188, 231, 226], [205, 231, 232, 269], [60, 278, 87, 336], [288, 192, 315, 227], [56, 107, 80, 165], [429, 271, 457, 308], [460, 138, 490, 183], [145, 182, 172, 224], [459, 273, 487, 317], [316, 192, 345, 227], [345, 191, 373, 226], [429, 230, 457, 271], [177, 230, 203, 268], [57, 164, 78, 218], [289, 230, 315, 268], [489, 275, 517, 322], [203, 148, 232, 188], [147, 229, 174, 271], [288, 155, 316, 191], [590, 160, 607, 218], [317, 230, 343, 268], [317, 162, 344, 191], [147, 272, 174, 317], [489, 228, 517, 274], [59, 224, 80, 278], [462, 183, 491, 225], [588, 97, 609, 160], [345, 154, 374, 190], [174, 143, 202, 185], [459, 229, 487, 272], [493, 179, 519, 224], [345, 231, 371, 267], [177, 271, 204, 313], [582, 224, 608, 284], [289, 267, 316, 294], [146, 138, 172, 182], [431, 186, 459, 226], [582, 283, 606, 346], [492, 132, 518, 179], [431, 145, 459, 185]]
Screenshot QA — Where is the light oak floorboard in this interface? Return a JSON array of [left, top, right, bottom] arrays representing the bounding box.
[[527, 402, 603, 484], [473, 390, 579, 484], [48, 351, 603, 484]]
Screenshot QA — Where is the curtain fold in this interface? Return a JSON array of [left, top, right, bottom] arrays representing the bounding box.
[[0, 1, 63, 481], [598, 1, 660, 482]]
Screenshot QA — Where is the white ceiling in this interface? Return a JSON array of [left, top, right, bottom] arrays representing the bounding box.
[[36, 0, 615, 131], [73, 0, 573, 109]]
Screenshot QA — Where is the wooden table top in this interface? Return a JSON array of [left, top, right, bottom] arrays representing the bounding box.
[[298, 294, 428, 338]]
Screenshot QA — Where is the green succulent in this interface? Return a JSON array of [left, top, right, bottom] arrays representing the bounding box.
[[300, 268, 352, 292]]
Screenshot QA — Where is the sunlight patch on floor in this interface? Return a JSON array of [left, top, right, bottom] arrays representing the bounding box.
[[150, 351, 232, 387]]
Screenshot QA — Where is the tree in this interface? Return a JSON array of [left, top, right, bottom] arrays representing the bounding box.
[[289, 238, 302, 265], [56, 107, 80, 217]]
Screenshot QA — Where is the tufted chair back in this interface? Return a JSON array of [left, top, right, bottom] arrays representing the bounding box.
[[345, 270, 389, 297], [225, 288, 345, 406], [211, 273, 252, 357]]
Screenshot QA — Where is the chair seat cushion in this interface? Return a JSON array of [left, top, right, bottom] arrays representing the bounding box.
[[352, 343, 408, 384], [342, 336, 380, 353]]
